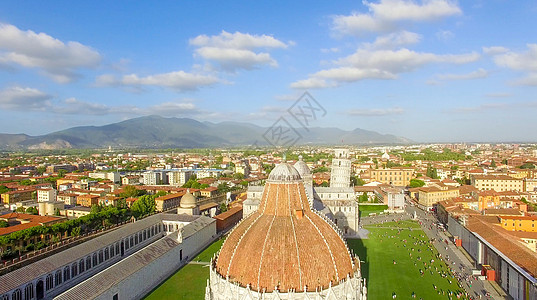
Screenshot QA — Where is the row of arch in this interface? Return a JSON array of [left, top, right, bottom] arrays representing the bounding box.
[[1, 223, 164, 300]]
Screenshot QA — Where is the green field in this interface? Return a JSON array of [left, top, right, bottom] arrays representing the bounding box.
[[348, 221, 468, 299], [143, 238, 224, 300], [145, 221, 468, 300], [359, 204, 388, 217]]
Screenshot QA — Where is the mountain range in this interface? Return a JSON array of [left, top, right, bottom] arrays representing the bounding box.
[[0, 116, 412, 149]]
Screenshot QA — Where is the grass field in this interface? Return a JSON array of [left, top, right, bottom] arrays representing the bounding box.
[[143, 238, 224, 300], [348, 220, 468, 299], [359, 204, 388, 217]]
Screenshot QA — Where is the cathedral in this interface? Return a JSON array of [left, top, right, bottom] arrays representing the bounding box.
[[244, 149, 359, 236], [205, 156, 366, 299]]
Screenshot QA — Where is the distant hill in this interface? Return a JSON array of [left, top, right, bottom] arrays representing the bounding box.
[[0, 115, 412, 149]]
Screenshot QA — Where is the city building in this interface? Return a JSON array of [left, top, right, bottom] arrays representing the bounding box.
[[471, 175, 524, 192], [37, 188, 57, 203], [416, 186, 460, 208], [368, 168, 413, 186]]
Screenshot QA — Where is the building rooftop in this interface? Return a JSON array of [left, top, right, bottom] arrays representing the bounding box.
[[215, 163, 357, 293]]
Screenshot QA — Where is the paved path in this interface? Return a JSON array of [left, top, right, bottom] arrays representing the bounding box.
[[188, 261, 210, 266]]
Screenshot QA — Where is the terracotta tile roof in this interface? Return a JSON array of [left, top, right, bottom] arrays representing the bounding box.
[[466, 215, 537, 277]]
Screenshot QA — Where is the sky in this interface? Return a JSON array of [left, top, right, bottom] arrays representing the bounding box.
[[0, 0, 537, 143]]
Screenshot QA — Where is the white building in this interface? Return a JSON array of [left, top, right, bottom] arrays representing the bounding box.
[[142, 171, 162, 185], [89, 172, 120, 183], [37, 188, 57, 203], [167, 170, 194, 186]]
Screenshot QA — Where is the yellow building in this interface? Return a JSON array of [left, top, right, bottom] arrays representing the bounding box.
[[1, 189, 34, 204], [471, 175, 523, 192], [417, 186, 460, 208], [369, 168, 413, 186], [155, 192, 184, 212], [500, 215, 537, 232]]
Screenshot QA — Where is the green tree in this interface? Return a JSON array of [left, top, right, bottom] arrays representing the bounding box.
[[35, 166, 46, 175], [350, 176, 365, 186], [490, 159, 496, 168], [25, 207, 38, 215], [358, 192, 369, 203], [409, 179, 425, 188], [130, 195, 156, 218], [520, 163, 535, 169], [426, 164, 438, 179], [320, 181, 329, 187], [217, 183, 230, 193], [90, 204, 102, 214], [239, 180, 249, 187], [502, 159, 508, 165], [233, 173, 244, 180], [0, 185, 9, 194], [120, 185, 144, 198], [191, 181, 201, 189], [16, 206, 25, 213], [71, 226, 81, 237], [57, 169, 67, 177], [200, 183, 210, 189], [54, 208, 61, 216], [219, 202, 228, 213], [0, 220, 8, 228]]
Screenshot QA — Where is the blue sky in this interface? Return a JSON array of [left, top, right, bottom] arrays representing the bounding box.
[[0, 0, 536, 142]]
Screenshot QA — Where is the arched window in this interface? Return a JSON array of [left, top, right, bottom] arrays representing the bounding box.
[[79, 259, 85, 273], [138, 232, 142, 242], [46, 273, 54, 290], [71, 262, 78, 277], [86, 256, 91, 270], [130, 236, 134, 246], [93, 253, 98, 266], [125, 238, 129, 250], [24, 283, 33, 300], [63, 266, 71, 281], [151, 226, 155, 236], [99, 250, 104, 263], [143, 230, 147, 240], [115, 242, 119, 254], [12, 289, 21, 300], [104, 248, 109, 261], [55, 270, 62, 286], [110, 245, 115, 257], [135, 234, 138, 245], [1, 294, 9, 300]]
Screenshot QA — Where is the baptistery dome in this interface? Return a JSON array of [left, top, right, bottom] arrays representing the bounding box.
[[210, 162, 360, 294]]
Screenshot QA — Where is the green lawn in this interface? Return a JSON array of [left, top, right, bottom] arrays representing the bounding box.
[[143, 238, 224, 300], [348, 221, 467, 300], [359, 204, 388, 217]]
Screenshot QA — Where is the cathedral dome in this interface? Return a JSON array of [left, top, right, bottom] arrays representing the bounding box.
[[214, 162, 357, 293], [180, 189, 197, 208], [268, 162, 302, 182], [293, 155, 311, 177]]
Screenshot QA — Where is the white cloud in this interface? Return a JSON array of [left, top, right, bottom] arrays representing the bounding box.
[[367, 31, 421, 49], [189, 31, 290, 71], [95, 71, 221, 91], [291, 47, 479, 88], [493, 44, 537, 72], [290, 78, 334, 89], [436, 68, 488, 80], [491, 44, 537, 86], [0, 86, 52, 111], [332, 0, 461, 36], [144, 101, 199, 116], [337, 48, 479, 73], [482, 46, 509, 55], [314, 67, 396, 82], [370, 0, 461, 22], [194, 47, 277, 70], [189, 30, 288, 49], [436, 30, 454, 41], [54, 97, 111, 115], [347, 106, 404, 116], [0, 23, 101, 83]]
